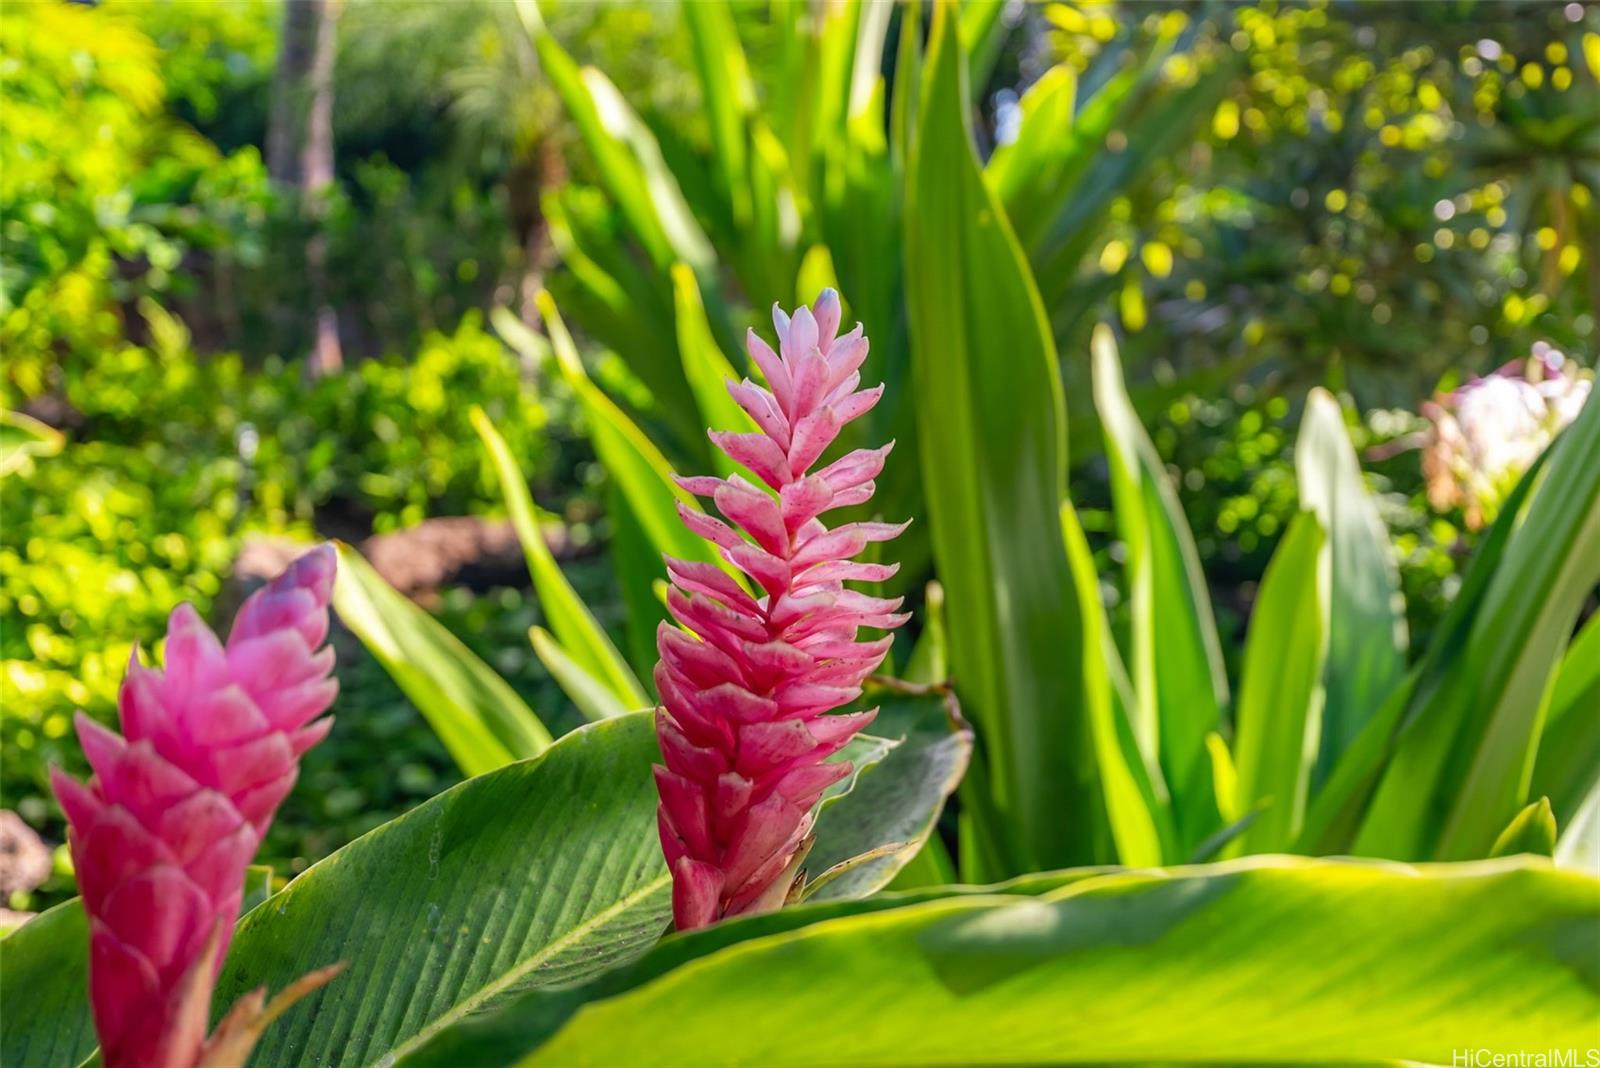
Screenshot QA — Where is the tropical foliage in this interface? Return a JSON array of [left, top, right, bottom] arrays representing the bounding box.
[[3, 2, 1597, 1066]]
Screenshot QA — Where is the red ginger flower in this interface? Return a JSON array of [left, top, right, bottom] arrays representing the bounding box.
[[655, 289, 908, 931], [50, 545, 338, 1068]]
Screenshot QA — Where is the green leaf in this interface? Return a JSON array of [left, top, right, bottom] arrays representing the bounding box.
[[502, 298, 727, 579], [901, 581, 948, 686], [1294, 446, 1551, 856], [472, 404, 647, 710], [1229, 511, 1329, 854], [541, 188, 702, 456], [1091, 325, 1227, 850], [243, 864, 275, 914], [212, 715, 670, 1065], [1295, 388, 1407, 782], [1061, 502, 1171, 866], [1531, 613, 1600, 828], [986, 63, 1080, 243], [400, 869, 1106, 1067], [606, 483, 673, 684], [482, 856, 1598, 1067], [670, 263, 756, 480], [804, 690, 974, 901], [331, 542, 551, 777], [680, 0, 754, 226], [527, 13, 712, 274], [1490, 797, 1558, 858], [904, 4, 1102, 875], [0, 899, 94, 1068], [0, 409, 65, 477], [1358, 392, 1600, 860], [529, 626, 634, 722], [958, 0, 1010, 98], [1032, 48, 1236, 302]]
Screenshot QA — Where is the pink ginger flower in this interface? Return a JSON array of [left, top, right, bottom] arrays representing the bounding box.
[[50, 545, 339, 1068], [654, 289, 908, 931]]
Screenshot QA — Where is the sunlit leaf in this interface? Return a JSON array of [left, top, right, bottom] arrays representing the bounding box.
[[332, 542, 551, 777], [1295, 389, 1407, 782], [904, 4, 1103, 875], [472, 405, 647, 710], [1230, 511, 1328, 854]]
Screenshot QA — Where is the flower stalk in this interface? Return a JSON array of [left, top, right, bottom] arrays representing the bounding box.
[[51, 545, 341, 1068], [654, 290, 908, 930]]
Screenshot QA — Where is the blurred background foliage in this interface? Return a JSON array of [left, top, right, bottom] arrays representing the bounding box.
[[2, 0, 1595, 907]]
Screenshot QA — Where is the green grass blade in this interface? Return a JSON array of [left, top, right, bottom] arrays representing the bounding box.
[[1295, 389, 1407, 783], [472, 405, 647, 710], [904, 4, 1103, 874], [1230, 511, 1329, 854], [331, 543, 550, 776]]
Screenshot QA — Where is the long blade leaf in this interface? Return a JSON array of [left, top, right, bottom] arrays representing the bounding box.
[[331, 543, 551, 776]]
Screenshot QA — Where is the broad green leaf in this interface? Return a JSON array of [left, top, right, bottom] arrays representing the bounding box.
[[204, 715, 665, 1065], [670, 262, 755, 480], [332, 543, 551, 777], [15, 707, 958, 1068], [680, 0, 801, 306], [473, 405, 647, 711], [1530, 612, 1600, 827], [1294, 447, 1551, 855], [904, 5, 1102, 875], [505, 856, 1599, 1067], [1, 868, 276, 1068], [1359, 392, 1600, 860], [1295, 389, 1407, 782], [529, 626, 633, 722], [1230, 511, 1328, 854], [1062, 502, 1171, 866], [1092, 325, 1227, 850], [804, 691, 973, 901], [1490, 797, 1557, 858], [400, 870, 1108, 1067], [0, 899, 94, 1068], [0, 409, 65, 476]]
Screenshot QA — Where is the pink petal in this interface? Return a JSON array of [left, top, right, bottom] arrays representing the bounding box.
[[671, 857, 725, 931]]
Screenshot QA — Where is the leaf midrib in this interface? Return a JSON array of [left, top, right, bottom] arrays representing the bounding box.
[[383, 873, 671, 1062]]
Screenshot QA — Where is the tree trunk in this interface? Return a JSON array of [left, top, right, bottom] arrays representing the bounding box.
[[267, 0, 343, 376]]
